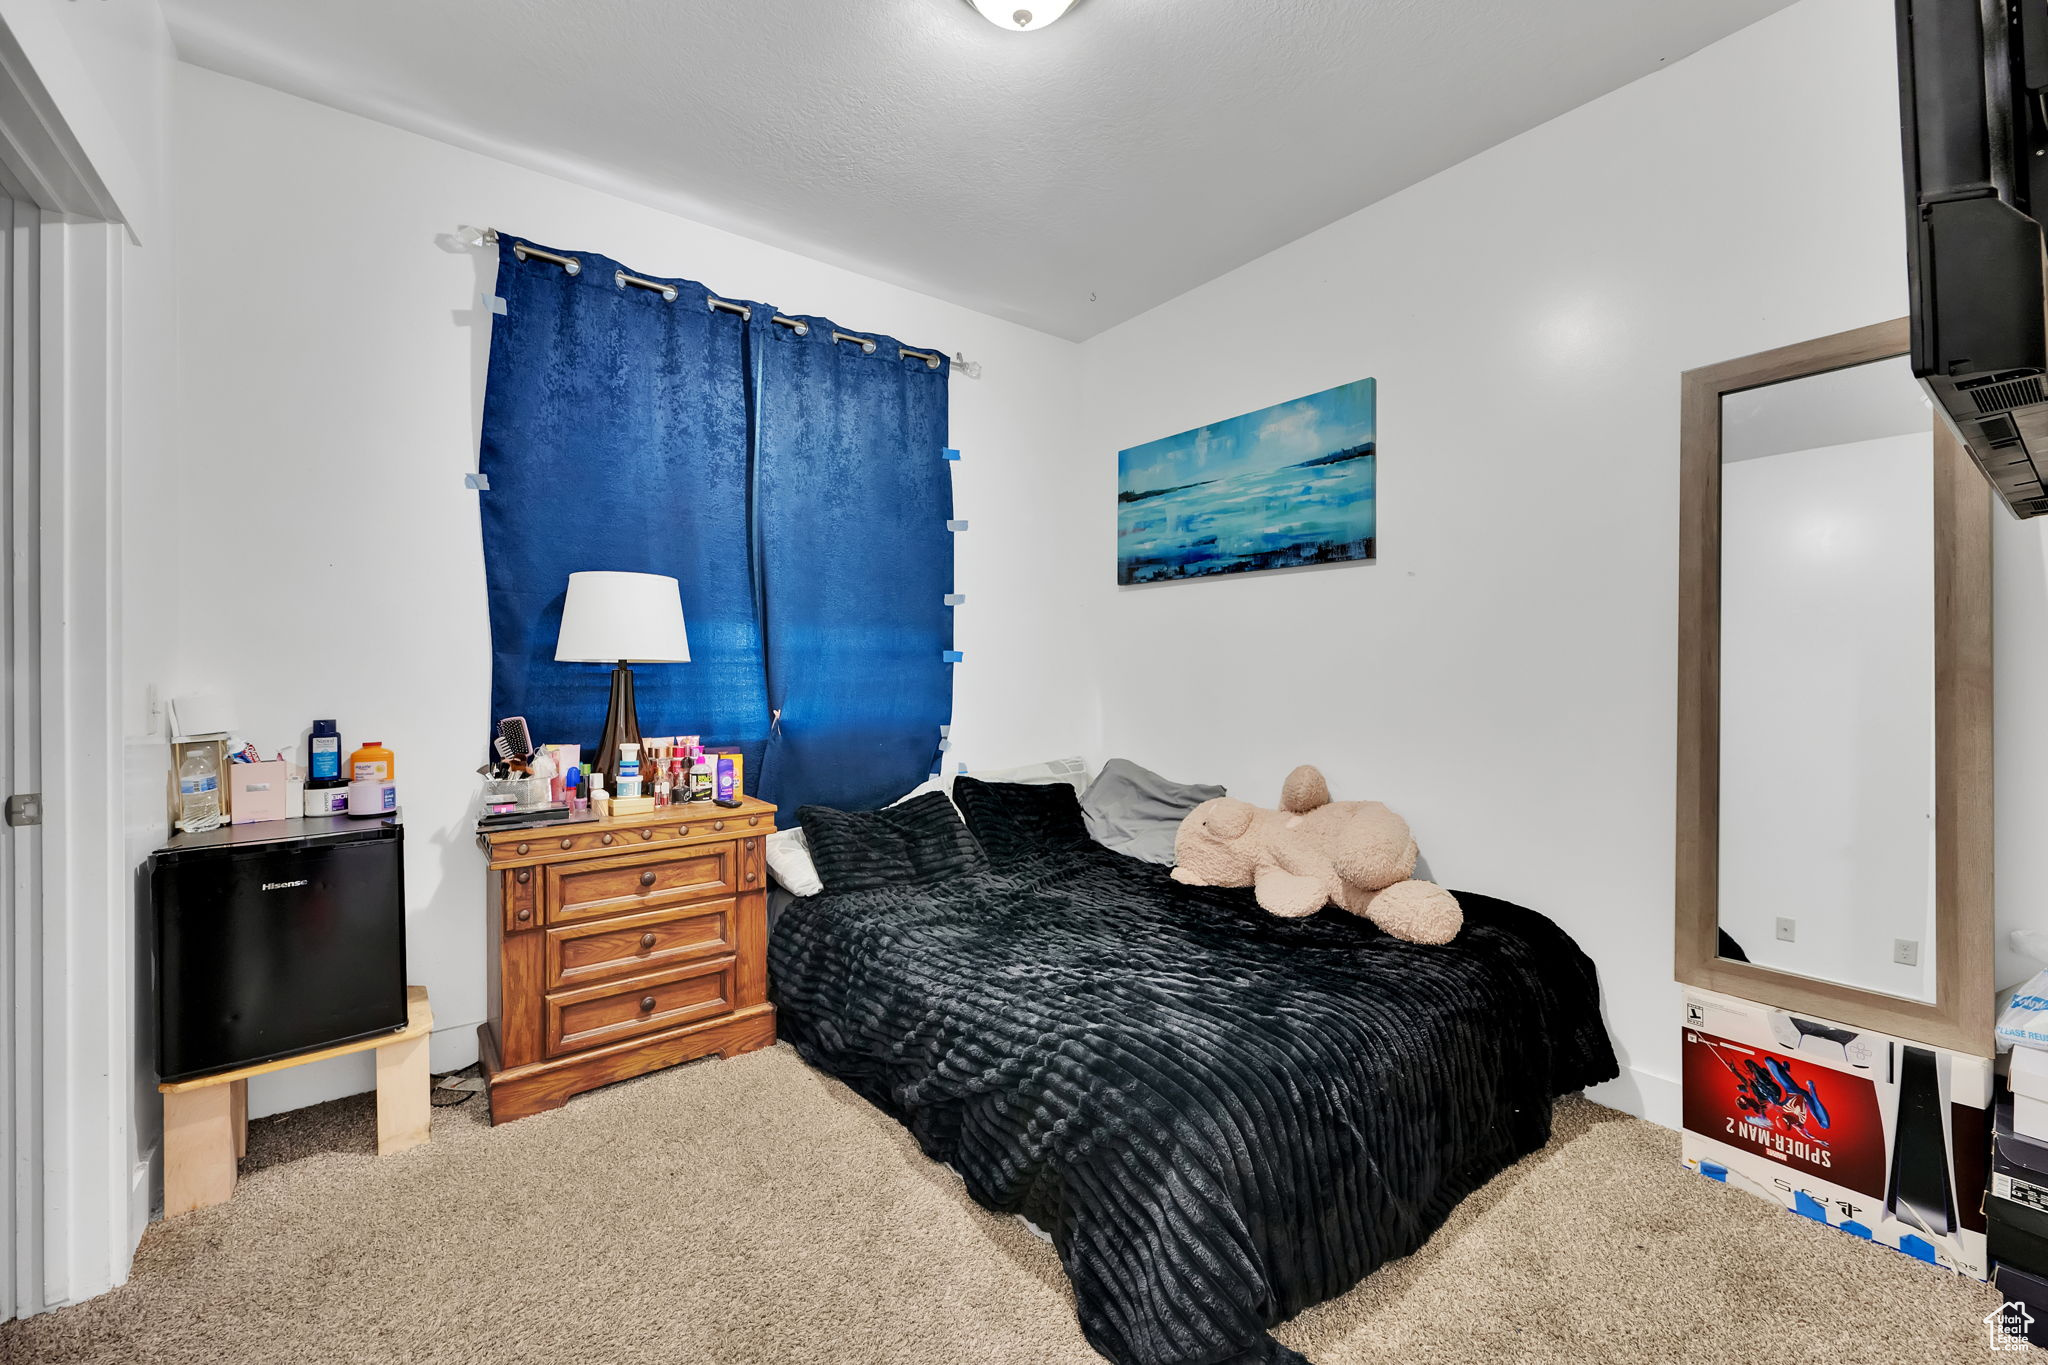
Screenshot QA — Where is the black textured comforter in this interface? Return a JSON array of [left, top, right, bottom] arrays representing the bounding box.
[[769, 836, 1616, 1365]]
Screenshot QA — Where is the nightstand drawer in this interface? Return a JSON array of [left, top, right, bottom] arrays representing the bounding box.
[[546, 844, 736, 926], [544, 900, 736, 990], [544, 956, 736, 1058]]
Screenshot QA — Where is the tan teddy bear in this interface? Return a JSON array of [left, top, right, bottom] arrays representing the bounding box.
[[1170, 764, 1462, 944]]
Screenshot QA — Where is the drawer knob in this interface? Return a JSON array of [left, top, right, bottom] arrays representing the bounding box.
[[560, 837, 574, 850], [516, 908, 532, 923], [641, 828, 654, 840], [745, 870, 757, 883], [516, 841, 530, 855], [516, 870, 531, 885], [640, 996, 657, 1012], [713, 820, 725, 832], [748, 816, 759, 826], [640, 932, 658, 949], [640, 870, 657, 887], [602, 833, 615, 845], [677, 825, 688, 835]]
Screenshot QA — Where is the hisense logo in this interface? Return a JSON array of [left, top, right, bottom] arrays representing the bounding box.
[[260, 879, 309, 892]]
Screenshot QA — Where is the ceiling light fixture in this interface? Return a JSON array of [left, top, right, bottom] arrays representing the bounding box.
[[964, 0, 1081, 32]]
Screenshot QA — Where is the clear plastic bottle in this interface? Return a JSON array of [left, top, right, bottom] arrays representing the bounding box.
[[176, 745, 222, 827]]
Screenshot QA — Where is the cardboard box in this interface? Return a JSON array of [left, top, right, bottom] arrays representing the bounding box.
[[225, 759, 289, 824], [2012, 1046, 2048, 1103], [2020, 1095, 2048, 1144], [1680, 988, 1992, 1280], [1992, 1100, 2048, 1277]]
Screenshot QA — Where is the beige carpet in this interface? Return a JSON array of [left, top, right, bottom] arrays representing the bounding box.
[[0, 1044, 2004, 1364]]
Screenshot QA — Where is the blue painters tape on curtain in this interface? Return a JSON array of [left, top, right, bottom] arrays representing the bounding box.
[[477, 237, 771, 774], [941, 650, 964, 663], [753, 312, 952, 812], [944, 593, 965, 606], [943, 448, 961, 461], [947, 519, 969, 532]]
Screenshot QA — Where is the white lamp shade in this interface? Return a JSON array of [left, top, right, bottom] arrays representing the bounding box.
[[966, 0, 1079, 31], [554, 571, 691, 664]]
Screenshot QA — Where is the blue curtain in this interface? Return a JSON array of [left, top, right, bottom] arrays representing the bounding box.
[[478, 240, 772, 773], [478, 237, 952, 811], [754, 320, 954, 812]]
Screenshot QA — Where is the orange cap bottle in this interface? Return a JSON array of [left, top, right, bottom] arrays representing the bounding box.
[[348, 740, 395, 782]]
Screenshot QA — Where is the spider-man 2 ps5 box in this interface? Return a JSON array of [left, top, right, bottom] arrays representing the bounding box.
[[1679, 989, 1991, 1280]]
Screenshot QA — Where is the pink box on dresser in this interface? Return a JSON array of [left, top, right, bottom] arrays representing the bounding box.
[[226, 759, 289, 823]]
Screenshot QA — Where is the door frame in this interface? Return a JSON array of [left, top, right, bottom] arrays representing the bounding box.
[[0, 11, 133, 1321]]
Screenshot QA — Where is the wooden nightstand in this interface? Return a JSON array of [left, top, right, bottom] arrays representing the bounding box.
[[476, 798, 777, 1123]]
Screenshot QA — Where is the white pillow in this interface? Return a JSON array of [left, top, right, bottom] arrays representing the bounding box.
[[962, 756, 1091, 791], [764, 826, 823, 897]]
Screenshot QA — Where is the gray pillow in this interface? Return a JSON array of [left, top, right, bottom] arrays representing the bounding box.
[[1080, 758, 1226, 865]]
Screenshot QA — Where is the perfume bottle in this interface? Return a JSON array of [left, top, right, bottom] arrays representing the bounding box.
[[652, 766, 672, 808]]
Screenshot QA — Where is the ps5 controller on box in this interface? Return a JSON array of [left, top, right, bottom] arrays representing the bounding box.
[[1680, 988, 1991, 1280]]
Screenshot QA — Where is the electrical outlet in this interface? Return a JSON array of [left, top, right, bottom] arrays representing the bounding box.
[[1775, 917, 1796, 943], [1894, 938, 1920, 968]]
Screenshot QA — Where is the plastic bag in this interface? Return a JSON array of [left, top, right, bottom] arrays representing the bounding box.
[[1997, 967, 2048, 1052]]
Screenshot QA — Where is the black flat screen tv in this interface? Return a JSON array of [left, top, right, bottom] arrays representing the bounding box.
[[1898, 0, 2048, 516]]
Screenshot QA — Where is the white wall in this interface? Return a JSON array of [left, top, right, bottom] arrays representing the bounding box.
[[170, 66, 1094, 1117], [165, 0, 2048, 1146], [1077, 0, 1943, 1128], [1718, 432, 1934, 1002]]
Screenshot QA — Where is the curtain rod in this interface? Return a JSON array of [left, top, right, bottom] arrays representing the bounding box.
[[480, 228, 978, 376]]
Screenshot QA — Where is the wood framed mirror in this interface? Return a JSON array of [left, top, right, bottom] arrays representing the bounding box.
[[1675, 317, 1994, 1055]]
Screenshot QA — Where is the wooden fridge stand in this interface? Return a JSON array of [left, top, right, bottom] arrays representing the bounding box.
[[159, 985, 434, 1217]]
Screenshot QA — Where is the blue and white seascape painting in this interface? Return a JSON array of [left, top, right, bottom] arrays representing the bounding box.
[[1117, 378, 1376, 585]]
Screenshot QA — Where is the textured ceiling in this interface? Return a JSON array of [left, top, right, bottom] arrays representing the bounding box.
[[164, 0, 1801, 340]]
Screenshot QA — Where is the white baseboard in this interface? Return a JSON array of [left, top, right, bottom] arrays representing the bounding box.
[[1581, 1063, 1680, 1130], [128, 1152, 154, 1247]]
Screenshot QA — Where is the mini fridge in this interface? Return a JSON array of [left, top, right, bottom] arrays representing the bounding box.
[[151, 813, 407, 1083]]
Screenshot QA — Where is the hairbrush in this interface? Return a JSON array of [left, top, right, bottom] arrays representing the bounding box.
[[495, 716, 533, 763]]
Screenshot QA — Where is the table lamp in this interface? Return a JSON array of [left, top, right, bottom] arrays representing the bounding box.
[[554, 571, 691, 793]]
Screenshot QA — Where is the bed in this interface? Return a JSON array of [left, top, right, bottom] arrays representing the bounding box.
[[768, 778, 1617, 1365]]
